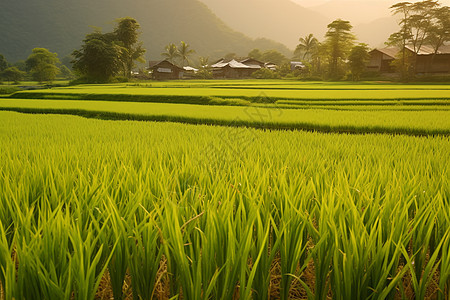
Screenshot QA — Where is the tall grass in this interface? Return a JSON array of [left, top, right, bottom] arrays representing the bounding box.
[[0, 111, 449, 299]]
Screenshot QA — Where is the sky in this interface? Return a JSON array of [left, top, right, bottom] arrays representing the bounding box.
[[294, 0, 450, 7]]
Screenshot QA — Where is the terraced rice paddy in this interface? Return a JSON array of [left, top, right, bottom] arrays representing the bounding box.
[[0, 80, 449, 299]]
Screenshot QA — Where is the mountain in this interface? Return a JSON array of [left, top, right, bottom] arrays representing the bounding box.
[[354, 17, 399, 48], [197, 0, 330, 48], [306, 0, 393, 25], [0, 0, 291, 63]]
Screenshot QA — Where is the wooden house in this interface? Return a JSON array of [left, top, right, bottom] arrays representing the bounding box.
[[409, 45, 450, 74], [367, 45, 450, 74], [148, 60, 184, 80], [367, 47, 398, 73]]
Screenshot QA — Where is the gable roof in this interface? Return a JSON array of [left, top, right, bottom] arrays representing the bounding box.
[[148, 60, 183, 70], [405, 44, 450, 55], [371, 44, 450, 58], [370, 47, 399, 59], [211, 59, 252, 69]]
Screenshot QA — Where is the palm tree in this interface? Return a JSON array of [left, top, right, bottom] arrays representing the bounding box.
[[295, 34, 319, 61], [161, 43, 180, 63], [178, 41, 196, 66]]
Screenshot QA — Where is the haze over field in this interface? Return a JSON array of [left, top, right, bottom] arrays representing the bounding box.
[[0, 0, 448, 61]]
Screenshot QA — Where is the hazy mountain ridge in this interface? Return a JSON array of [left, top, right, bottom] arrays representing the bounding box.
[[198, 0, 330, 48], [0, 0, 291, 62]]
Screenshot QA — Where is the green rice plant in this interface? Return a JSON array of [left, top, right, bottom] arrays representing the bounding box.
[[0, 223, 16, 300], [14, 207, 72, 300], [69, 220, 117, 300], [128, 213, 163, 300], [160, 201, 222, 299], [0, 112, 449, 299], [438, 231, 450, 300]]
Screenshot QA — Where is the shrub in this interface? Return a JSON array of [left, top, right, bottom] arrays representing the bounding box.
[[252, 68, 280, 79]]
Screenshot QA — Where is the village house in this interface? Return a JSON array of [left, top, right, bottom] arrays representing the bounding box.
[[211, 57, 276, 78], [148, 60, 184, 80], [367, 45, 450, 75], [211, 58, 260, 78]]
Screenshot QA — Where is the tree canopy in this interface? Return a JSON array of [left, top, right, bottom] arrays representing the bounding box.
[[325, 19, 355, 79], [0, 54, 8, 72], [72, 18, 146, 82], [348, 43, 370, 81], [25, 48, 61, 83], [114, 17, 146, 78]]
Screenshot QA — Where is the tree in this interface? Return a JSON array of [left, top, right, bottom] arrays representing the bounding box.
[[114, 17, 146, 78], [427, 5, 450, 71], [388, 1, 447, 78], [224, 53, 237, 60], [178, 41, 195, 66], [325, 19, 355, 80], [388, 2, 413, 80], [72, 32, 124, 82], [161, 43, 180, 63], [26, 48, 61, 83], [60, 65, 74, 79], [294, 34, 319, 61], [348, 44, 370, 81], [1, 67, 26, 84], [262, 50, 288, 65], [0, 54, 8, 72], [248, 49, 263, 61]]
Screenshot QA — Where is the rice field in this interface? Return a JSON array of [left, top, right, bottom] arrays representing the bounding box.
[[7, 81, 450, 101], [1, 80, 449, 299], [1, 98, 450, 135], [0, 111, 449, 299]]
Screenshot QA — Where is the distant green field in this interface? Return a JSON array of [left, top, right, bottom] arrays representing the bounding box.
[[14, 86, 450, 100], [1, 98, 449, 135], [10, 80, 450, 101]]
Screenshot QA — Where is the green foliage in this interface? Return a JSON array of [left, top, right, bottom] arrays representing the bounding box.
[[1, 67, 26, 84], [114, 17, 146, 78], [294, 34, 319, 61], [0, 54, 8, 72], [26, 48, 61, 83], [261, 50, 288, 65], [388, 1, 450, 80], [251, 68, 280, 79], [72, 32, 124, 83], [325, 19, 355, 80], [178, 41, 195, 66], [248, 49, 263, 61], [0, 86, 20, 95], [59, 65, 74, 80], [348, 44, 370, 81], [161, 43, 180, 63], [72, 18, 146, 82]]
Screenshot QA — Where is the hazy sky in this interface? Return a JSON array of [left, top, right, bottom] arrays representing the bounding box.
[[294, 0, 450, 7]]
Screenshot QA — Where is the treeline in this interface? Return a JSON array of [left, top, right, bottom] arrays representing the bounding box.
[[286, 0, 450, 81], [0, 49, 72, 85], [1, 0, 449, 84]]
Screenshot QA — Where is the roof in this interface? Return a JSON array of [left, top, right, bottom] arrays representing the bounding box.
[[148, 60, 182, 70], [370, 47, 399, 59], [211, 59, 251, 69], [291, 61, 305, 68], [240, 58, 264, 69], [405, 44, 450, 55], [183, 66, 198, 72], [371, 44, 450, 58]]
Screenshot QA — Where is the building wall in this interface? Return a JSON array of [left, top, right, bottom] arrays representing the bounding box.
[[416, 54, 450, 74], [367, 51, 396, 73]]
